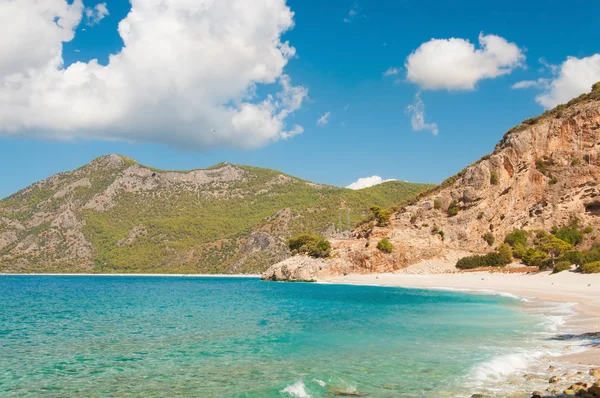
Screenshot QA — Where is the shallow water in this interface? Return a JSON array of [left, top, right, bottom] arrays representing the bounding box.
[[0, 276, 563, 397]]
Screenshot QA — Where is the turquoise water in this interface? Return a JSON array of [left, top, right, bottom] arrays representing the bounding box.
[[0, 276, 549, 397]]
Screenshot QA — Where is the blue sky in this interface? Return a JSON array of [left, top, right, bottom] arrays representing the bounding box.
[[1, 0, 599, 198]]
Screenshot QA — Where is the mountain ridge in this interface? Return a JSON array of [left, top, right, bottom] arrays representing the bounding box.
[[0, 155, 432, 274]]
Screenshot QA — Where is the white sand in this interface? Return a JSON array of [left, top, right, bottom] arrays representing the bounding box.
[[323, 269, 600, 366]]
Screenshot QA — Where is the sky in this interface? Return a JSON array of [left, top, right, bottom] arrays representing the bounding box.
[[0, 0, 599, 198]]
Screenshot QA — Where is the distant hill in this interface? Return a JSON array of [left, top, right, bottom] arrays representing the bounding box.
[[0, 156, 432, 274]]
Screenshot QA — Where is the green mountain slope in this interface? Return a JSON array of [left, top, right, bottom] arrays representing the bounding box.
[[0, 155, 433, 274]]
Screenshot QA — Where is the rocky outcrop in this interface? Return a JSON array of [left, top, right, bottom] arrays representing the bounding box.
[[266, 83, 600, 280], [261, 256, 327, 282]]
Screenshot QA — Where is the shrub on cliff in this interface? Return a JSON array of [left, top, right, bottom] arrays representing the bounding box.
[[490, 171, 499, 185], [377, 238, 393, 253], [370, 206, 392, 227], [447, 201, 460, 217], [482, 232, 495, 246], [581, 261, 600, 274], [504, 229, 529, 247], [288, 234, 331, 258]]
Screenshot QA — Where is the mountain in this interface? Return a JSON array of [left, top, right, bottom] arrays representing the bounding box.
[[263, 82, 600, 280], [0, 156, 432, 274]]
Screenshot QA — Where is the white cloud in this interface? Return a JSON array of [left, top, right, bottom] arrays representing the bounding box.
[[383, 67, 400, 76], [317, 112, 331, 126], [347, 176, 396, 190], [535, 54, 600, 109], [405, 93, 439, 136], [511, 78, 549, 90], [343, 4, 360, 22], [85, 2, 109, 26], [0, 0, 307, 150], [0, 0, 83, 77], [405, 33, 525, 91], [538, 57, 560, 75]]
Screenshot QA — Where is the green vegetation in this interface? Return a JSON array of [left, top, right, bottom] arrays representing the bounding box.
[[553, 225, 583, 246], [288, 234, 331, 258], [504, 229, 529, 248], [553, 261, 572, 274], [370, 206, 392, 227], [482, 232, 495, 246], [456, 252, 510, 270], [377, 238, 393, 253], [581, 261, 600, 274], [490, 171, 499, 185], [535, 158, 554, 176], [0, 156, 433, 274], [447, 201, 459, 217], [497, 243, 513, 264], [572, 158, 580, 166], [431, 225, 444, 240], [433, 199, 442, 210]]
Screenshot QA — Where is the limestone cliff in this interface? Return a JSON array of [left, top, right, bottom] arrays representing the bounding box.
[[263, 83, 600, 280]]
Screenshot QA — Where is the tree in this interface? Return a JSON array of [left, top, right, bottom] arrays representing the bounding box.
[[504, 229, 529, 247], [370, 206, 392, 227], [288, 234, 331, 258], [538, 235, 573, 262], [497, 243, 513, 264]]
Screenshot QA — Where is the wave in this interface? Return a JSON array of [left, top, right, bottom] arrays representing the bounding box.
[[282, 380, 311, 398]]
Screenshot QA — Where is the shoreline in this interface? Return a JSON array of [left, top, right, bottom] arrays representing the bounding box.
[[322, 270, 600, 396], [322, 270, 600, 365], [0, 273, 261, 278]]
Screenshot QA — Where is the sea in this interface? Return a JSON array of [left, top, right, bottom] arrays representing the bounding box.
[[0, 276, 585, 397]]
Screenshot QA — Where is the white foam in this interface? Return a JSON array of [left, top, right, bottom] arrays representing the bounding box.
[[312, 379, 326, 387], [470, 351, 539, 381], [282, 381, 311, 398]]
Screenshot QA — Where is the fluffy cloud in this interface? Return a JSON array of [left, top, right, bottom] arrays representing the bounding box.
[[405, 33, 525, 90], [0, 0, 83, 77], [316, 112, 331, 126], [85, 2, 109, 26], [346, 176, 396, 190], [535, 54, 600, 109], [0, 0, 307, 150], [405, 93, 439, 136], [383, 67, 400, 76]]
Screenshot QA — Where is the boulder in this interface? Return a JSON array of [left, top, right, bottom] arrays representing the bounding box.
[[261, 256, 326, 282]]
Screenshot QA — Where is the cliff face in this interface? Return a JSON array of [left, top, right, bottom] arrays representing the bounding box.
[[0, 156, 431, 274], [264, 83, 600, 280]]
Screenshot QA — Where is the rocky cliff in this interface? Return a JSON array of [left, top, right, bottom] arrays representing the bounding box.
[[263, 83, 600, 280], [0, 156, 431, 274]]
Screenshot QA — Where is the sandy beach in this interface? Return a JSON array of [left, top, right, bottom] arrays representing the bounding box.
[[324, 269, 600, 369]]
